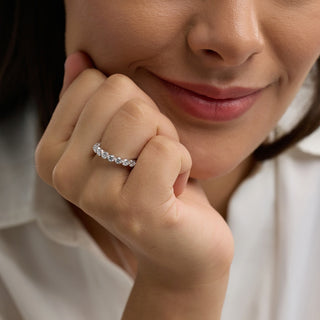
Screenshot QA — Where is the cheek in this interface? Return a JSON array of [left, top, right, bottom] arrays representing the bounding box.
[[179, 129, 259, 179], [257, 4, 320, 140], [262, 5, 320, 86], [65, 0, 190, 74]]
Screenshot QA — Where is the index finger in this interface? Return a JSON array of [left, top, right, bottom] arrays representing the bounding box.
[[59, 51, 96, 99]]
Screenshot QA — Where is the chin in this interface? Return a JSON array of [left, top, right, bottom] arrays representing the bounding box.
[[189, 162, 232, 180], [188, 150, 252, 181]]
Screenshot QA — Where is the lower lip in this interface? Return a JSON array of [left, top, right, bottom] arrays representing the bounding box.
[[160, 80, 263, 122]]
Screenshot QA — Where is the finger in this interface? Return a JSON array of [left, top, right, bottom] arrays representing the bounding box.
[[65, 74, 161, 162], [123, 135, 192, 213], [44, 68, 106, 144], [59, 51, 95, 98], [100, 98, 179, 163], [58, 97, 179, 203], [45, 75, 164, 203], [36, 64, 106, 185], [71, 137, 191, 241]]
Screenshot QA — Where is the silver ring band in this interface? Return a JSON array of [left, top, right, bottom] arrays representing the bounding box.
[[93, 143, 136, 168]]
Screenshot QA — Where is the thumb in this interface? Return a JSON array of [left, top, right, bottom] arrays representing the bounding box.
[[59, 51, 95, 99]]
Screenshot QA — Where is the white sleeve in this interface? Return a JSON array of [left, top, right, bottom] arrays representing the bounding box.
[[0, 275, 24, 320]]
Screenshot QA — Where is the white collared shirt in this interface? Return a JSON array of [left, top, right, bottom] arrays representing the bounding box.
[[1, 83, 320, 319]]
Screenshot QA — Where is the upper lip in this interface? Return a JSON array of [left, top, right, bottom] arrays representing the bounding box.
[[157, 75, 264, 100]]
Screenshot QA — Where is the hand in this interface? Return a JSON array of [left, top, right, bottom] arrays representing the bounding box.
[[35, 51, 234, 291]]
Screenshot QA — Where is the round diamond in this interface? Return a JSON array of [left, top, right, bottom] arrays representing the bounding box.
[[102, 151, 109, 159], [122, 159, 130, 166], [93, 143, 100, 153], [115, 157, 123, 164], [96, 147, 102, 156], [129, 160, 136, 167], [107, 155, 115, 162]]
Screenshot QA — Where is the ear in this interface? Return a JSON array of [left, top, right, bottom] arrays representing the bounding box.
[[59, 51, 95, 99]]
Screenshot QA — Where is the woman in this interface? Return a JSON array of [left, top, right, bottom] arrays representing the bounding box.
[[1, 0, 320, 319]]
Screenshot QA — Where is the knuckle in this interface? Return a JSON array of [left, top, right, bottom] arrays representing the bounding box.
[[79, 68, 105, 84], [107, 73, 157, 105], [51, 161, 67, 192], [147, 135, 176, 157], [180, 143, 193, 167], [34, 141, 45, 173], [34, 141, 53, 185], [158, 114, 180, 141], [119, 99, 149, 124], [106, 73, 135, 91], [34, 138, 46, 165], [60, 68, 105, 101], [51, 158, 75, 200]]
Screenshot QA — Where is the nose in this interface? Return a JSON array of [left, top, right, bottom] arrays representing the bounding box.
[[187, 1, 264, 68]]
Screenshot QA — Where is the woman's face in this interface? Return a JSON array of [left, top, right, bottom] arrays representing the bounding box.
[[64, 0, 320, 180]]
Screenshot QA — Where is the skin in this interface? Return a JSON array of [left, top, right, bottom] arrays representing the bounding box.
[[35, 0, 320, 318]]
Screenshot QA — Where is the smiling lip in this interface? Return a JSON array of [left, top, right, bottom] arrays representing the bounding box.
[[155, 75, 264, 122]]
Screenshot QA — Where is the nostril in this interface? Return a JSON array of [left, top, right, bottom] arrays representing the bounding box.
[[203, 49, 221, 59], [203, 49, 222, 58], [204, 49, 215, 55]]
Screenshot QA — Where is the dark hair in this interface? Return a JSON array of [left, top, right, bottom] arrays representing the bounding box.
[[0, 0, 65, 128], [1, 0, 320, 160]]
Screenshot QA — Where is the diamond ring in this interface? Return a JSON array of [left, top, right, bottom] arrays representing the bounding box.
[[92, 143, 136, 168]]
